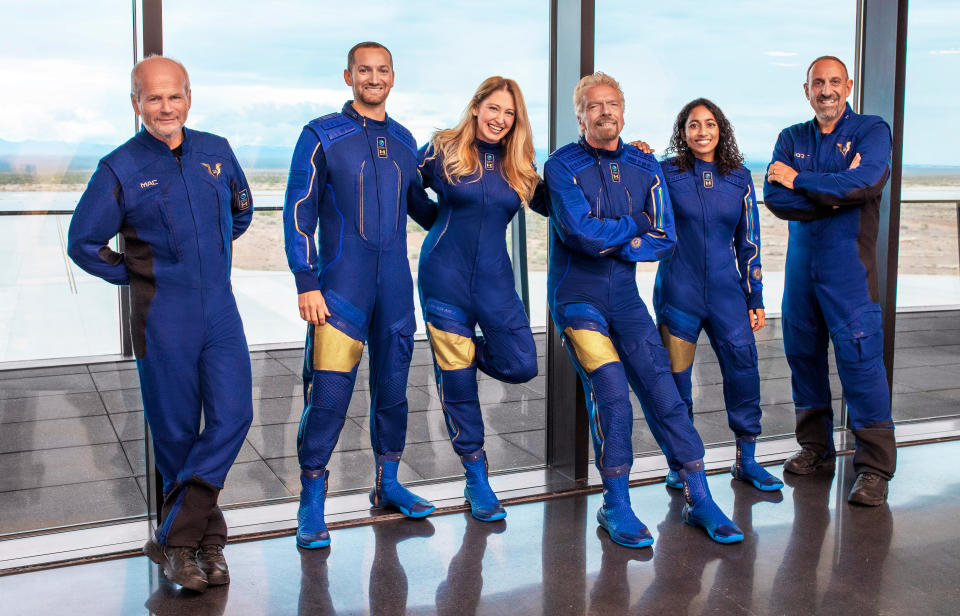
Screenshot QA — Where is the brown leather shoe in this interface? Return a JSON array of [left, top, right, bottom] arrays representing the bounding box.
[[783, 448, 836, 475], [143, 538, 208, 592], [848, 472, 888, 506], [196, 545, 230, 586]]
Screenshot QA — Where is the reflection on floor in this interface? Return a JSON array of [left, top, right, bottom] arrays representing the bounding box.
[[2, 440, 958, 615], [1, 311, 959, 535]]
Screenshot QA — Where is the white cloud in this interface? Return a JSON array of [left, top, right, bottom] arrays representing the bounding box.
[[929, 48, 960, 55], [764, 51, 799, 57], [0, 58, 132, 143], [771, 62, 801, 67]]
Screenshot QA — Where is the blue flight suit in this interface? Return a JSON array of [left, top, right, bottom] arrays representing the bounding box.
[[68, 127, 254, 548], [283, 102, 435, 472], [764, 102, 896, 479], [655, 157, 764, 438], [544, 138, 706, 474], [417, 139, 541, 456]]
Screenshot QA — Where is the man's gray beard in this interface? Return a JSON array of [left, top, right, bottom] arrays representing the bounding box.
[[593, 126, 620, 141]]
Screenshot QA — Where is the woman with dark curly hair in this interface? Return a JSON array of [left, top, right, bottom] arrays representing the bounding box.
[[653, 98, 783, 492]]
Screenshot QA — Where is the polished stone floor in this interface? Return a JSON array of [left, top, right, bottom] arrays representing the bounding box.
[[2, 440, 959, 615], [2, 311, 960, 535]]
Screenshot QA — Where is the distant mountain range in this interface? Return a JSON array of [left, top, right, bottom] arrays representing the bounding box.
[[2, 137, 958, 177], [0, 137, 295, 172]]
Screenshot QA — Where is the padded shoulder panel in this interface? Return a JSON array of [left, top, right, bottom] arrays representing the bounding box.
[[309, 113, 360, 146], [723, 167, 749, 188], [551, 142, 594, 172], [103, 139, 148, 179], [621, 146, 656, 172], [661, 156, 689, 183], [387, 120, 417, 153], [187, 130, 231, 157]]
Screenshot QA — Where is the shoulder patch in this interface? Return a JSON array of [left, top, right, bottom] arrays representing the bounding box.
[[551, 143, 593, 172], [621, 147, 656, 172], [387, 121, 417, 153], [309, 113, 359, 146]]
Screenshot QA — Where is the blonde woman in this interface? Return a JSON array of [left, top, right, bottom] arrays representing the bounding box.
[[417, 77, 545, 521]]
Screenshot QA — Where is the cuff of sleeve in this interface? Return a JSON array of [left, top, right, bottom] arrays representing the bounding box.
[[793, 171, 814, 192], [747, 293, 764, 310], [294, 270, 322, 294]]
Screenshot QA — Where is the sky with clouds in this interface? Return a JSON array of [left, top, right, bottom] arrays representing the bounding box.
[[2, 0, 958, 166]]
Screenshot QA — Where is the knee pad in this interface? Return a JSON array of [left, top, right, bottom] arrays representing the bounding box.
[[312, 323, 364, 373], [427, 324, 475, 370], [659, 323, 697, 373], [424, 299, 475, 370], [563, 327, 620, 374]]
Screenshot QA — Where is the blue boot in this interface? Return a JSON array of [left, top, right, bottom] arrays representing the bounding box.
[[297, 468, 331, 549], [461, 449, 506, 522], [664, 469, 683, 489], [370, 452, 435, 518], [597, 465, 654, 548], [731, 436, 784, 491], [679, 460, 744, 544]]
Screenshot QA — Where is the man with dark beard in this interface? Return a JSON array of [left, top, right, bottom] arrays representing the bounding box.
[[764, 56, 895, 506], [283, 42, 437, 549]]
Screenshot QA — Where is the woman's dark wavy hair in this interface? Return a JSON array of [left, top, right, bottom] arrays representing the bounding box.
[[664, 98, 744, 176]]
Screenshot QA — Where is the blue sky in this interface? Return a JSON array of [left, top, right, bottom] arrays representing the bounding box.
[[2, 0, 958, 166]]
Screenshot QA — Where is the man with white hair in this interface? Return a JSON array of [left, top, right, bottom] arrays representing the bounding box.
[[68, 55, 254, 592], [542, 72, 742, 547]]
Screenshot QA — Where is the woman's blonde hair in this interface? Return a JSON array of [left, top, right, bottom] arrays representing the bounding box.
[[427, 76, 539, 204]]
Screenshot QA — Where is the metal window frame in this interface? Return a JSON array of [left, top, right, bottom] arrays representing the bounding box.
[[545, 0, 594, 484]]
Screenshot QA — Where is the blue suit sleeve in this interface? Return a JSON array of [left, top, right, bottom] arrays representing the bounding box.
[[282, 126, 326, 294], [528, 177, 549, 217], [67, 162, 129, 285], [793, 120, 891, 209], [227, 145, 253, 240], [407, 144, 438, 231], [735, 174, 763, 309], [543, 157, 638, 257], [617, 162, 676, 262], [763, 131, 825, 221]]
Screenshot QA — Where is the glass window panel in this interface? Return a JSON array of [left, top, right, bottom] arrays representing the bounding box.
[[0, 1, 135, 362], [893, 0, 960, 423], [0, 1, 141, 539]]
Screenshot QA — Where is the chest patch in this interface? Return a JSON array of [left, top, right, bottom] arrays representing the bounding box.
[[837, 141, 851, 156], [377, 137, 388, 158], [702, 171, 713, 189], [609, 162, 621, 183], [201, 162, 222, 178], [484, 152, 495, 171], [140, 179, 159, 189]]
